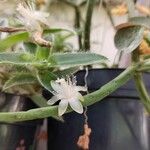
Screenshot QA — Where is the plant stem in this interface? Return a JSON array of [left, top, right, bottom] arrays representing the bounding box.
[[30, 94, 63, 121], [0, 64, 139, 123], [61, 0, 76, 7], [61, 0, 83, 49], [30, 95, 48, 107], [125, 0, 150, 112], [74, 6, 83, 50], [138, 67, 150, 72], [132, 50, 150, 113], [134, 73, 150, 112], [83, 0, 96, 51], [0, 27, 25, 33], [125, 0, 136, 18], [83, 64, 138, 106]]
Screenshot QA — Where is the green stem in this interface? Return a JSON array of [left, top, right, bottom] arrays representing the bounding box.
[[83, 64, 138, 106], [74, 6, 83, 50], [60, 0, 83, 49], [61, 0, 76, 7], [30, 95, 64, 121], [0, 64, 139, 123], [132, 50, 150, 113], [134, 73, 150, 112], [83, 0, 96, 51], [138, 66, 150, 72], [30, 95, 48, 107], [125, 0, 150, 112]]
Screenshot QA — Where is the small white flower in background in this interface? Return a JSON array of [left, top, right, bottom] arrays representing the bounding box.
[[16, 3, 50, 32], [16, 3, 51, 47], [47, 77, 87, 116]]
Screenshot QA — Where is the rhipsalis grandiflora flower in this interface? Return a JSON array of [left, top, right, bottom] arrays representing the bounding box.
[[47, 78, 87, 116], [16, 3, 51, 47]]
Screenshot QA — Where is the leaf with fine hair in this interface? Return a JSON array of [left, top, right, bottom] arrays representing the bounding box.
[[55, 67, 79, 78], [114, 25, 144, 53], [36, 71, 57, 92], [49, 52, 108, 67], [0, 52, 36, 65], [0, 52, 107, 68], [23, 42, 37, 54], [0, 32, 28, 52], [35, 46, 50, 60], [3, 73, 37, 90]]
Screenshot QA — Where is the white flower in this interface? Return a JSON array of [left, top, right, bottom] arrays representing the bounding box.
[[16, 3, 50, 32], [47, 77, 87, 116]]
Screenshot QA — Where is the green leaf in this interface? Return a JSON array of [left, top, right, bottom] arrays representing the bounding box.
[[3, 73, 37, 90], [52, 33, 69, 52], [0, 32, 29, 52], [0, 28, 75, 52], [37, 71, 57, 92], [0, 52, 36, 65], [114, 25, 144, 53], [43, 28, 75, 35], [0, 52, 107, 68], [37, 68, 79, 92], [55, 67, 79, 78], [129, 17, 150, 29], [50, 52, 107, 67], [35, 46, 50, 60], [23, 42, 37, 54]]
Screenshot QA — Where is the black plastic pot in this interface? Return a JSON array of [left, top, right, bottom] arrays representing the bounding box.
[[48, 69, 150, 150], [0, 93, 42, 150]]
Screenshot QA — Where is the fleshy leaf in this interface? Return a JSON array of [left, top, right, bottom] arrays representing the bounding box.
[[114, 25, 144, 53], [129, 17, 150, 29]]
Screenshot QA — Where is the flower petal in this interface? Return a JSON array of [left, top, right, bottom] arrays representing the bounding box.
[[51, 81, 63, 93], [78, 93, 84, 102], [75, 86, 87, 92], [33, 11, 50, 26], [47, 96, 59, 105], [69, 99, 83, 114], [58, 100, 68, 116]]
